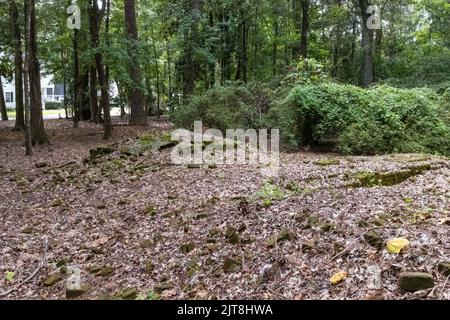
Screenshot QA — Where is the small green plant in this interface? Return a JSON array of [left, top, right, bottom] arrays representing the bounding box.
[[136, 290, 161, 300], [285, 181, 301, 193], [5, 271, 15, 282], [255, 181, 285, 206]]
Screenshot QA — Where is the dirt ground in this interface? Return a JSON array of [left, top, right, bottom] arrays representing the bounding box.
[[0, 118, 449, 300]]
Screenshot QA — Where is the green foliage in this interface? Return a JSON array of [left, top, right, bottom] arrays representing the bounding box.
[[44, 101, 63, 110], [266, 83, 450, 155], [255, 181, 285, 207], [172, 83, 273, 131], [5, 271, 15, 282]]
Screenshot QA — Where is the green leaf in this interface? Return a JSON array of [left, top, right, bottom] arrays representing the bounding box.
[[5, 271, 15, 282]]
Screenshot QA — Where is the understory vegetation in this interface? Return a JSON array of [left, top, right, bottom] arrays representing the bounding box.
[[173, 68, 450, 156]]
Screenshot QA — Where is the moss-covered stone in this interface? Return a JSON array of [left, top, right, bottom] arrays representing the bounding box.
[[66, 285, 90, 299], [120, 287, 138, 300], [350, 164, 432, 188], [267, 229, 295, 248], [89, 146, 114, 160], [99, 266, 114, 276], [50, 199, 64, 207], [225, 227, 240, 244], [223, 257, 242, 273], [22, 226, 36, 234], [364, 230, 384, 248], [42, 273, 62, 287], [141, 239, 153, 248], [314, 159, 340, 167], [180, 243, 195, 254], [320, 222, 336, 232], [154, 283, 173, 294], [145, 261, 154, 274], [144, 205, 157, 216], [437, 262, 450, 276], [398, 272, 434, 292]]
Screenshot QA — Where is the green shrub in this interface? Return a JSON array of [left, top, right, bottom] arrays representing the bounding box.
[[171, 83, 273, 131], [265, 83, 450, 155], [45, 101, 63, 110]]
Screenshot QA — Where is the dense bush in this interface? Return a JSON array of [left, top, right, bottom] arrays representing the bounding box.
[[265, 83, 450, 155], [45, 101, 63, 110], [171, 83, 273, 131]]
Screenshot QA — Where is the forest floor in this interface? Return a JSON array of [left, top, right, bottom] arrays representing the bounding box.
[[0, 118, 449, 300]]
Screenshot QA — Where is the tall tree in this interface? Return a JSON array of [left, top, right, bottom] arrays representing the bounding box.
[[89, 0, 112, 139], [0, 76, 8, 121], [26, 0, 48, 145], [10, 0, 24, 130], [124, 0, 146, 125], [299, 0, 310, 58], [183, 0, 201, 98], [359, 0, 374, 86]]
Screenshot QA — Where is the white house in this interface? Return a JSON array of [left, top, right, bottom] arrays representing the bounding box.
[[1, 74, 65, 110]]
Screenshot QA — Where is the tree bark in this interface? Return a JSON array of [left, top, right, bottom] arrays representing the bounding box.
[[151, 29, 160, 118], [10, 0, 24, 130], [359, 0, 374, 87], [299, 0, 310, 58], [183, 0, 200, 98], [73, 28, 80, 127], [124, 0, 146, 125], [89, 65, 98, 122], [27, 0, 48, 145], [23, 0, 33, 155], [89, 0, 112, 138], [0, 77, 8, 121]]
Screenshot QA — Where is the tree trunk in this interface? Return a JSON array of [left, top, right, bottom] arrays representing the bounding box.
[[10, 0, 24, 130], [165, 37, 173, 108], [89, 0, 111, 138], [183, 0, 200, 98], [359, 0, 374, 87], [299, 0, 310, 58], [73, 28, 80, 127], [151, 29, 160, 118], [0, 77, 8, 121], [27, 0, 48, 145], [23, 0, 33, 155], [242, 15, 248, 83], [89, 65, 98, 122], [124, 0, 146, 125]]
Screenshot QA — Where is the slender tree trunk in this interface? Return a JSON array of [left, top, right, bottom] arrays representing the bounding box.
[[299, 0, 310, 58], [165, 37, 173, 108], [272, 17, 278, 77], [184, 0, 200, 98], [359, 0, 374, 86], [63, 78, 68, 119], [242, 16, 248, 83], [151, 29, 160, 118], [10, 0, 25, 130], [27, 0, 48, 145], [97, 57, 111, 139], [80, 70, 90, 120], [89, 0, 111, 138], [0, 77, 8, 121], [89, 65, 98, 122], [332, 0, 342, 79], [23, 0, 32, 155], [73, 28, 79, 127], [124, 0, 146, 125]]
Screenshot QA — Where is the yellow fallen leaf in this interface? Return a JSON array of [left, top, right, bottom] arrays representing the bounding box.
[[330, 271, 347, 285], [386, 237, 409, 254]]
